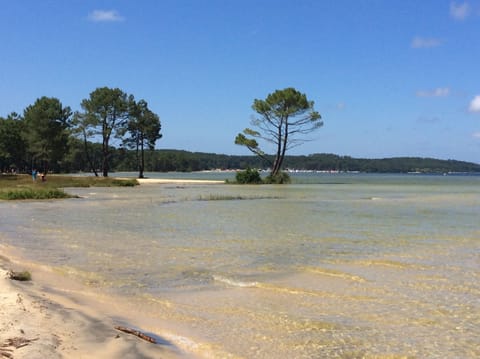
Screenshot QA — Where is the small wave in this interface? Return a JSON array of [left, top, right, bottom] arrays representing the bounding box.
[[213, 275, 258, 288], [256, 282, 343, 298], [164, 332, 240, 359], [357, 259, 427, 270], [300, 266, 366, 282]]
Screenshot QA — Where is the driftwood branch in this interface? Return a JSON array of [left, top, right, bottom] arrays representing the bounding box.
[[114, 326, 157, 344], [1, 337, 38, 357]]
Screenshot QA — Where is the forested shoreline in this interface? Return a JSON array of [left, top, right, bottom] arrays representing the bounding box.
[[2, 133, 480, 176], [119, 150, 480, 174], [30, 147, 477, 174]]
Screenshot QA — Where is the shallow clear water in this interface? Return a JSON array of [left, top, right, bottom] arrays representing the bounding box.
[[1, 173, 479, 358]]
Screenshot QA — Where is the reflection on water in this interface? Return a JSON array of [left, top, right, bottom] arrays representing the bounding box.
[[1, 174, 479, 358]]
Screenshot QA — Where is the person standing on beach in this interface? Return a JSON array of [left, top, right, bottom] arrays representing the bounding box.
[[32, 168, 37, 181]]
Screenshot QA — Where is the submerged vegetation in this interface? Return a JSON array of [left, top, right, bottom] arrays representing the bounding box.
[[7, 270, 32, 281], [0, 174, 138, 200], [197, 193, 281, 201]]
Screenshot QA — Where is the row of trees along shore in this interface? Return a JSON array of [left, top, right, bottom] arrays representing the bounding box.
[[0, 87, 161, 178], [1, 86, 479, 177]]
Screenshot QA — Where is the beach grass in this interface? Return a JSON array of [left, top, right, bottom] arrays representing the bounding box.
[[197, 194, 282, 201], [0, 174, 138, 200]]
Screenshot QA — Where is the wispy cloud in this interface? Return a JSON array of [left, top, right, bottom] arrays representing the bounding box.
[[450, 1, 471, 20], [411, 36, 442, 49], [416, 87, 450, 97], [469, 95, 480, 112], [473, 132, 480, 139], [88, 10, 125, 23], [417, 116, 442, 124]]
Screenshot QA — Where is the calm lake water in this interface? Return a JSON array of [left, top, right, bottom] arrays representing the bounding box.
[[1, 173, 479, 358]]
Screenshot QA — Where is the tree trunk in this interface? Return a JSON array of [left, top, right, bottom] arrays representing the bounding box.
[[102, 134, 109, 177], [276, 121, 289, 174], [271, 123, 283, 177], [102, 152, 109, 177], [139, 141, 145, 179], [83, 130, 98, 177], [271, 119, 287, 177]]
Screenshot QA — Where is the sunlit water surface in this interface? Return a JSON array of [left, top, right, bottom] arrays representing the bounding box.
[[1, 173, 479, 358]]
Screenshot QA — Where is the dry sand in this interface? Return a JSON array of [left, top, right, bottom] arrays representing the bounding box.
[[136, 178, 224, 185], [0, 253, 188, 359]]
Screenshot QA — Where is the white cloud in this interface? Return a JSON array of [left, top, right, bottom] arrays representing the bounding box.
[[416, 87, 450, 97], [469, 95, 480, 112], [88, 10, 124, 22], [336, 102, 346, 110], [411, 36, 442, 49], [473, 132, 480, 138], [450, 1, 471, 20]]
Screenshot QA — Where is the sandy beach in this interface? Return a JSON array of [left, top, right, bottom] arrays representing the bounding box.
[[0, 250, 188, 359], [0, 178, 221, 359], [135, 178, 224, 185]]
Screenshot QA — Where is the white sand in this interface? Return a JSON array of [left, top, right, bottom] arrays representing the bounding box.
[[0, 253, 189, 359], [136, 178, 224, 185]]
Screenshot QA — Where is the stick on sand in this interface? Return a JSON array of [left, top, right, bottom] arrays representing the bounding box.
[[114, 326, 157, 344]]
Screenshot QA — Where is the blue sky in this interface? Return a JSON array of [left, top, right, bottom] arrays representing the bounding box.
[[1, 1, 479, 163]]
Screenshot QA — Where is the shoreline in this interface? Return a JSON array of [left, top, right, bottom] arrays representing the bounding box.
[[0, 246, 190, 359], [136, 178, 224, 185]]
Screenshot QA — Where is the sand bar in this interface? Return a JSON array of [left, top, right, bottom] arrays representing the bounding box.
[[136, 178, 224, 185], [0, 249, 189, 359]]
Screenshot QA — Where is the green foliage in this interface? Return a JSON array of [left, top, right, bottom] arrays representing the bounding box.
[[110, 179, 138, 187], [264, 171, 291, 184], [0, 174, 138, 200], [235, 168, 262, 184], [0, 188, 70, 200], [1, 89, 480, 176], [125, 98, 162, 178], [80, 87, 130, 177], [23, 97, 72, 172], [0, 114, 27, 171]]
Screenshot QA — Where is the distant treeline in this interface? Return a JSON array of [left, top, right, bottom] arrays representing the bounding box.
[[2, 140, 479, 174], [109, 149, 480, 174]]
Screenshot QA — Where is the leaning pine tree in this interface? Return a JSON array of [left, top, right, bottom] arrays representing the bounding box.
[[235, 87, 323, 183]]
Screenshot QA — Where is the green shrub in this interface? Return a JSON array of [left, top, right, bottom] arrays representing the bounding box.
[[264, 171, 291, 184], [235, 168, 262, 184]]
